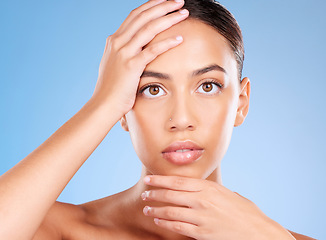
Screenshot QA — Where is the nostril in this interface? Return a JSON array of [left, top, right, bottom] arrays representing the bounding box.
[[167, 113, 196, 131], [187, 125, 195, 130]]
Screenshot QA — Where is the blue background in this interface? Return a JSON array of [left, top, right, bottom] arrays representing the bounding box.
[[0, 0, 325, 239]]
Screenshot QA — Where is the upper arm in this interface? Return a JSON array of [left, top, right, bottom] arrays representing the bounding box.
[[32, 202, 63, 240]]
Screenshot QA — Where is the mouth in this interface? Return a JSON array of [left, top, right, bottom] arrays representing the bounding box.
[[162, 141, 204, 165]]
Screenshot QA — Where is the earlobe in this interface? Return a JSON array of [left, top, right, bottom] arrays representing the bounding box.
[[120, 115, 129, 132], [234, 77, 251, 127]]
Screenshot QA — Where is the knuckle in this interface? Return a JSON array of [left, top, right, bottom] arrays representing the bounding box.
[[110, 36, 121, 52], [103, 36, 112, 53], [137, 10, 146, 20], [173, 222, 183, 232], [165, 208, 178, 218], [137, 7, 152, 21], [163, 190, 174, 199], [146, 44, 159, 55], [105, 35, 112, 44], [129, 8, 138, 17], [174, 177, 185, 188], [197, 199, 212, 209], [138, 50, 154, 65], [142, 23, 154, 34]]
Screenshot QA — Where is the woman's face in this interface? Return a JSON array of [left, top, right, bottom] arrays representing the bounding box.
[[121, 19, 250, 179]]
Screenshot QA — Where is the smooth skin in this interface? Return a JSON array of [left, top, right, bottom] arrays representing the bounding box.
[[0, 0, 315, 239]]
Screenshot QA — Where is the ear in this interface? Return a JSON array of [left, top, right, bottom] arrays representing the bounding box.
[[119, 115, 129, 132], [234, 77, 250, 127]]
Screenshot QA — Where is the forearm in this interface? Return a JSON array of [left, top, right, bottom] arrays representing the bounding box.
[[0, 97, 120, 239]]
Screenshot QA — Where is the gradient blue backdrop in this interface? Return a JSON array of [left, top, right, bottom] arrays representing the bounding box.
[[0, 0, 325, 239]]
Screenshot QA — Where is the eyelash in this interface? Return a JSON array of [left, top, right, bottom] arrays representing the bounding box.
[[202, 79, 224, 91], [138, 84, 161, 94], [138, 80, 224, 95]]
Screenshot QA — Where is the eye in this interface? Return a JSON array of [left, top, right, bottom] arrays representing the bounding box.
[[140, 84, 166, 98], [196, 80, 223, 95]]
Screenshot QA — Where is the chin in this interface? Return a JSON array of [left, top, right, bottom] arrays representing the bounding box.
[[149, 164, 212, 179]]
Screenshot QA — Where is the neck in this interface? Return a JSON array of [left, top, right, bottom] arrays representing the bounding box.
[[119, 166, 222, 239]]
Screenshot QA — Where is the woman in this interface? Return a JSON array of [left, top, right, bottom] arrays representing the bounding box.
[[0, 0, 315, 239]]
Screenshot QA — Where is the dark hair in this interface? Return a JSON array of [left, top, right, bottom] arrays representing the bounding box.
[[183, 0, 244, 80]]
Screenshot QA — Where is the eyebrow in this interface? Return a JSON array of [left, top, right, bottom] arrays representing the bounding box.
[[140, 64, 227, 80]]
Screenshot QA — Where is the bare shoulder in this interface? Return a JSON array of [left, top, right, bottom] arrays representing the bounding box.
[[34, 191, 147, 240], [288, 230, 317, 240], [33, 201, 87, 240]]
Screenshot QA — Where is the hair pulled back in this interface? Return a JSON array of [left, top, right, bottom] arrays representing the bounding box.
[[183, 0, 244, 80]]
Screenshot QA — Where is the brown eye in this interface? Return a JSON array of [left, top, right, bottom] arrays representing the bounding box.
[[196, 81, 222, 95], [149, 86, 160, 95], [141, 84, 166, 98], [202, 83, 213, 92]]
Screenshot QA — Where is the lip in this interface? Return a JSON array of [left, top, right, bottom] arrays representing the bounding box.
[[162, 140, 204, 165]]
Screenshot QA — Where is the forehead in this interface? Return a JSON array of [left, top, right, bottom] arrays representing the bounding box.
[[144, 19, 237, 78]]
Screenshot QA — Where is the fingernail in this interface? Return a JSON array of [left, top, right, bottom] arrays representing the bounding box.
[[175, 0, 183, 2], [141, 191, 150, 200], [154, 218, 160, 224], [176, 36, 183, 42], [179, 9, 188, 14], [143, 206, 151, 215], [141, 192, 146, 200], [144, 176, 151, 183]]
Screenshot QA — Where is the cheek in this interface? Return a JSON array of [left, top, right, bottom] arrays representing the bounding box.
[[200, 91, 238, 128], [199, 93, 238, 157], [125, 100, 166, 162]]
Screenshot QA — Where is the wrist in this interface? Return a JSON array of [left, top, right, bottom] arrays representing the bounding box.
[[89, 90, 133, 117], [86, 95, 125, 127]]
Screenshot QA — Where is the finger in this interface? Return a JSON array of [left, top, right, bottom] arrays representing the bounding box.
[[143, 175, 212, 191], [153, 218, 201, 239], [118, 0, 185, 44], [143, 205, 202, 225], [117, 0, 168, 34], [130, 35, 183, 68], [142, 188, 220, 211], [124, 8, 189, 56], [142, 189, 197, 208]]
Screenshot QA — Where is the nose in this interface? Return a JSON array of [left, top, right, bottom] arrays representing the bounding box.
[[167, 93, 196, 132]]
